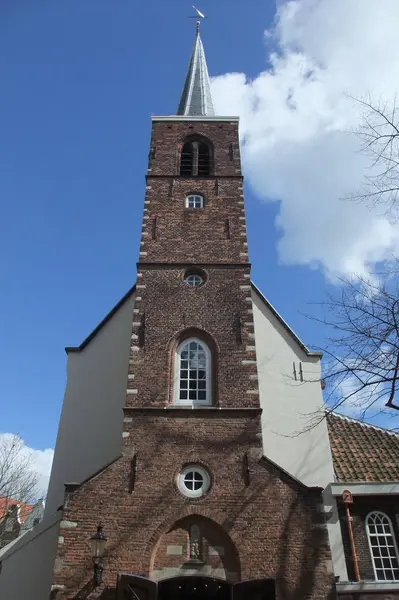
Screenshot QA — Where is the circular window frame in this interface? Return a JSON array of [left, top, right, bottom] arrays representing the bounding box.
[[177, 465, 211, 499], [182, 268, 208, 288]]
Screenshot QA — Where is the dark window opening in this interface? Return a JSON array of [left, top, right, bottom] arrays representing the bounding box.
[[198, 143, 210, 175], [151, 216, 158, 240], [179, 138, 212, 177], [180, 142, 194, 176]]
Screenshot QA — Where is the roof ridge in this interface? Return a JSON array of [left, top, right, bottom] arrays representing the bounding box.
[[327, 410, 399, 438]]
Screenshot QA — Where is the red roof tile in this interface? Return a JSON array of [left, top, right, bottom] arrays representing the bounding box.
[[0, 498, 34, 523], [327, 413, 399, 482]]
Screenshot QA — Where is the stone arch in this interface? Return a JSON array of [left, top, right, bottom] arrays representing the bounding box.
[[149, 513, 241, 583]]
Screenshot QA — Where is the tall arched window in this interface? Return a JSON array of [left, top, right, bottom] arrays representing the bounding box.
[[366, 511, 399, 581], [179, 137, 212, 176], [174, 338, 211, 405]]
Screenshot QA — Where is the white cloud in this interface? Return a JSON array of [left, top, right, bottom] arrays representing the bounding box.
[[0, 433, 54, 500], [212, 0, 399, 278]]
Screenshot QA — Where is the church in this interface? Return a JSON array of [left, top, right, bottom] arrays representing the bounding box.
[[1, 21, 399, 600]]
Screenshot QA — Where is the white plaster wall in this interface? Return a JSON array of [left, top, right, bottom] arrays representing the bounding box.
[[45, 292, 135, 516], [0, 515, 60, 600], [252, 288, 335, 489]]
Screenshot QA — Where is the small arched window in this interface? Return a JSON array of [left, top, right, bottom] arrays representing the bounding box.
[[186, 194, 204, 209], [366, 511, 399, 581], [174, 338, 211, 406]]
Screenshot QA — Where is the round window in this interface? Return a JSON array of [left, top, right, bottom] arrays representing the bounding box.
[[178, 465, 211, 498], [183, 268, 207, 287], [184, 273, 204, 287]]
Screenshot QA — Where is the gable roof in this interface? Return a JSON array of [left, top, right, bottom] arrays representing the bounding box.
[[327, 412, 399, 482], [65, 285, 136, 354], [250, 282, 322, 358], [64, 280, 320, 359]]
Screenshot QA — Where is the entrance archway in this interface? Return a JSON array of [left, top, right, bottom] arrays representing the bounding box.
[[150, 515, 241, 581], [116, 574, 275, 600]]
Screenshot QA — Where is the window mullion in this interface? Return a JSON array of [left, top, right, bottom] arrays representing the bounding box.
[[193, 142, 199, 176]]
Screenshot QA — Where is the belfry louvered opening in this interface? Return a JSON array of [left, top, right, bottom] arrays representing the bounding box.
[[179, 137, 212, 176], [180, 142, 194, 176], [198, 143, 210, 175]]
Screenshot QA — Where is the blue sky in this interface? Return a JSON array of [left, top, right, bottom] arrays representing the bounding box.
[[2, 0, 398, 468]]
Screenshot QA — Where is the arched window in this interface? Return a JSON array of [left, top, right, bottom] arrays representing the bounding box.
[[366, 511, 399, 581], [174, 338, 211, 405], [180, 142, 194, 176], [179, 137, 212, 176], [186, 194, 204, 209]]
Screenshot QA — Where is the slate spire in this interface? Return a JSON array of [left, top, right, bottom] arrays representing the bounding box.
[[177, 22, 215, 116]]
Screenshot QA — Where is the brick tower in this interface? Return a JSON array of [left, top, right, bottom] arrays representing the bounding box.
[[51, 23, 335, 600]]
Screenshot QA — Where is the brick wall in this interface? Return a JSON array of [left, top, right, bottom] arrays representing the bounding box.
[[140, 120, 247, 265], [338, 496, 399, 582], [127, 265, 257, 409], [50, 118, 335, 600], [148, 121, 242, 178], [52, 424, 334, 599]]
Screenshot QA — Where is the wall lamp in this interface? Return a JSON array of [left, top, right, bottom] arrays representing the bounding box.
[[90, 523, 107, 587]]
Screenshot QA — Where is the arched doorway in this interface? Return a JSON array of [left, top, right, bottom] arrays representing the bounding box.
[[150, 515, 241, 581], [116, 574, 275, 600]]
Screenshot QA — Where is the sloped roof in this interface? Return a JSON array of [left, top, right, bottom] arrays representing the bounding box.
[[327, 412, 399, 482], [177, 27, 215, 116], [64, 282, 321, 359], [251, 282, 322, 357], [0, 498, 33, 523]]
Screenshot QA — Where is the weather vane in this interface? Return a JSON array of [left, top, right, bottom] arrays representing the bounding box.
[[189, 6, 207, 34]]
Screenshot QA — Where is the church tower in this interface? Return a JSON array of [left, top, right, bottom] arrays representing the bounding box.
[[49, 24, 335, 600]]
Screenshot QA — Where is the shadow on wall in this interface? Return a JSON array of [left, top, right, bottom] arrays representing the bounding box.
[[54, 419, 334, 600]]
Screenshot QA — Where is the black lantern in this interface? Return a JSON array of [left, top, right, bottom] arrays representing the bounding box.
[[90, 523, 107, 587]]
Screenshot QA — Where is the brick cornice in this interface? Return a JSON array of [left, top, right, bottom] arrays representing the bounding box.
[[145, 174, 244, 181], [123, 407, 262, 417], [136, 262, 251, 270]]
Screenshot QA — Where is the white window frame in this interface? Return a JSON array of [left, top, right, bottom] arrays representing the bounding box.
[[366, 511, 399, 581], [177, 465, 211, 498], [174, 337, 212, 406], [186, 194, 204, 209]]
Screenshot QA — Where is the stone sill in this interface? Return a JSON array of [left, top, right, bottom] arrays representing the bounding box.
[[337, 581, 399, 594]]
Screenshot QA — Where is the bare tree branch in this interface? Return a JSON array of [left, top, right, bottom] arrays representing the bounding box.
[[347, 95, 399, 219], [0, 434, 38, 545], [302, 271, 399, 430]]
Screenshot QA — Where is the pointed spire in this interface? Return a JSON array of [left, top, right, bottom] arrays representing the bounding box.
[[177, 22, 215, 117]]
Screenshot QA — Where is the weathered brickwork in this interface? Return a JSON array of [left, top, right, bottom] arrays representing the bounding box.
[[50, 117, 335, 600], [52, 415, 333, 599], [127, 265, 257, 409], [141, 120, 246, 264], [338, 496, 399, 582], [148, 121, 242, 178]]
